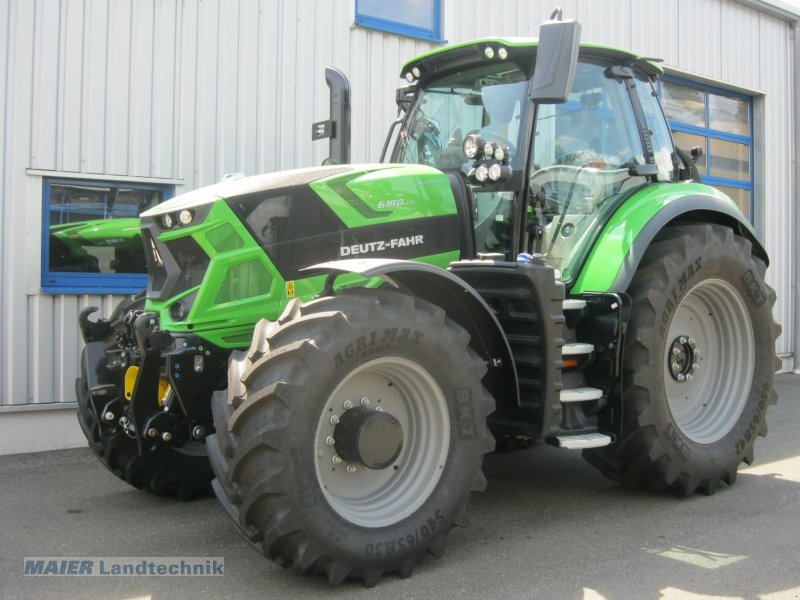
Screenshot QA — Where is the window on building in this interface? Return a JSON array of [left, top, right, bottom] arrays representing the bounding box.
[[660, 77, 754, 221], [42, 178, 171, 294], [355, 0, 443, 43]]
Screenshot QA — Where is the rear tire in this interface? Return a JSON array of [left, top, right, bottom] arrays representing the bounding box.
[[207, 288, 495, 585], [584, 224, 780, 495]]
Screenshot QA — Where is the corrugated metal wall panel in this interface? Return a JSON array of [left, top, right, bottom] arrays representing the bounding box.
[[1, 0, 796, 408], [3, 0, 36, 407], [759, 14, 794, 354], [81, 0, 109, 174], [720, 1, 763, 88], [104, 1, 133, 175], [151, 0, 179, 179], [678, 0, 723, 79], [577, 0, 632, 48], [0, 0, 8, 404], [630, 0, 679, 64]]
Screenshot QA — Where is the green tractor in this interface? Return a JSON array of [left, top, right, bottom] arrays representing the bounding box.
[[77, 11, 779, 586]]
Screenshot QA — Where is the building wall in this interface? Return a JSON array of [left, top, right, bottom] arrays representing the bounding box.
[[0, 0, 796, 414]]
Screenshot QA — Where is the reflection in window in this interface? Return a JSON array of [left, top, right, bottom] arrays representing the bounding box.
[[48, 183, 161, 275], [661, 77, 753, 223], [661, 81, 705, 127], [671, 131, 707, 174], [709, 93, 749, 136], [709, 139, 750, 181]]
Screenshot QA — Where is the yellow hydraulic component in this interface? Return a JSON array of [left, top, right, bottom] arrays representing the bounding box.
[[124, 366, 172, 406]]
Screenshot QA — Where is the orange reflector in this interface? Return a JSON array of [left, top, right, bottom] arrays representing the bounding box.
[[563, 359, 579, 369]]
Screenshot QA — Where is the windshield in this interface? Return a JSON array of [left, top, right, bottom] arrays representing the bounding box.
[[391, 63, 529, 171]]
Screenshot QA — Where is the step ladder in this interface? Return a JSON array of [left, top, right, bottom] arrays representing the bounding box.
[[553, 432, 612, 449]]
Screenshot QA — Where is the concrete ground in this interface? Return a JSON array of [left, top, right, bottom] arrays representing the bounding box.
[[1, 374, 799, 600]]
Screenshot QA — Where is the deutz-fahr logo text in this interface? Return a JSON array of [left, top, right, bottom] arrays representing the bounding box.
[[340, 235, 424, 257]]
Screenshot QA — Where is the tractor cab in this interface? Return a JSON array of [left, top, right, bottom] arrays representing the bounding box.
[[389, 34, 675, 284]]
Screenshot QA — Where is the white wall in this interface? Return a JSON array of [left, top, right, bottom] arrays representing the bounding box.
[[0, 0, 796, 420]]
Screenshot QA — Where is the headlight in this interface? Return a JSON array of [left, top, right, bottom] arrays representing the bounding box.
[[162, 214, 174, 229], [411, 66, 421, 78], [405, 72, 415, 83], [483, 142, 495, 158], [498, 47, 508, 60], [169, 301, 187, 321], [463, 134, 482, 159], [475, 164, 489, 183], [178, 210, 194, 225], [488, 163, 503, 181], [484, 46, 495, 59], [494, 145, 506, 162]]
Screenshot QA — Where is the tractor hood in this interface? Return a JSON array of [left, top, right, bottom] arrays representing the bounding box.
[[139, 163, 462, 344], [143, 165, 375, 216]]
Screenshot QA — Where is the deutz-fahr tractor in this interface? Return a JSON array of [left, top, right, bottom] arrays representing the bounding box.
[[76, 11, 780, 586]]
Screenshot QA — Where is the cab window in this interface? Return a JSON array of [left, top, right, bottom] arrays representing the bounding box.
[[529, 60, 646, 280]]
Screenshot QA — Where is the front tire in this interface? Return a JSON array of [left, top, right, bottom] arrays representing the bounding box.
[[207, 288, 495, 585], [75, 293, 213, 500], [584, 224, 780, 495]]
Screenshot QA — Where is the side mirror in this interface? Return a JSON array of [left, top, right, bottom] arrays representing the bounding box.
[[528, 8, 581, 104]]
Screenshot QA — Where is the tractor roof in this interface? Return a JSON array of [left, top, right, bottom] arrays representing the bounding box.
[[401, 38, 663, 80]]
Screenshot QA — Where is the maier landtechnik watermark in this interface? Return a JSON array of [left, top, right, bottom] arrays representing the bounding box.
[[23, 557, 224, 576]]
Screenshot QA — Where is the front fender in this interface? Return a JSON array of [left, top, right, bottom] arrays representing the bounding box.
[[571, 183, 767, 294], [304, 258, 518, 407]]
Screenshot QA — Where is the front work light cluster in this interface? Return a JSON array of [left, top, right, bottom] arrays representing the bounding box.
[[161, 209, 195, 229], [463, 134, 512, 184]]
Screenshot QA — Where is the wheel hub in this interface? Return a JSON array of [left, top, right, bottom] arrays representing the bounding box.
[[668, 335, 701, 382], [333, 406, 404, 470]]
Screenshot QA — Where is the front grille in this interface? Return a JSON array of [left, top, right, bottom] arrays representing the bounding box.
[[142, 220, 210, 301]]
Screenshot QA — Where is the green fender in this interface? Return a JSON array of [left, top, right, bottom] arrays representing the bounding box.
[[570, 183, 768, 294]]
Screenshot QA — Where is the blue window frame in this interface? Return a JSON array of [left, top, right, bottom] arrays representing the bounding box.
[[42, 178, 172, 294], [660, 76, 754, 221], [355, 0, 444, 43]]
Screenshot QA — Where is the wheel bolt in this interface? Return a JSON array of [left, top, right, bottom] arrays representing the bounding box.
[[104, 411, 115, 422], [343, 400, 353, 410], [332, 455, 342, 465], [330, 415, 339, 425], [692, 363, 699, 371], [360, 396, 370, 407], [677, 374, 686, 382], [672, 362, 680, 372], [679, 336, 687, 345], [375, 406, 384, 412], [686, 374, 694, 381], [147, 428, 158, 438], [346, 464, 357, 474], [192, 426, 205, 439], [672, 347, 680, 356], [161, 431, 172, 442], [695, 350, 702, 357], [325, 436, 335, 447]]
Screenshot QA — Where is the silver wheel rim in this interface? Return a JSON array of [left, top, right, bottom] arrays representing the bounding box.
[[664, 278, 754, 444], [314, 357, 450, 528]]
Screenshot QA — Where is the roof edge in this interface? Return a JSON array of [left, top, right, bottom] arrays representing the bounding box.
[[732, 0, 800, 22]]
